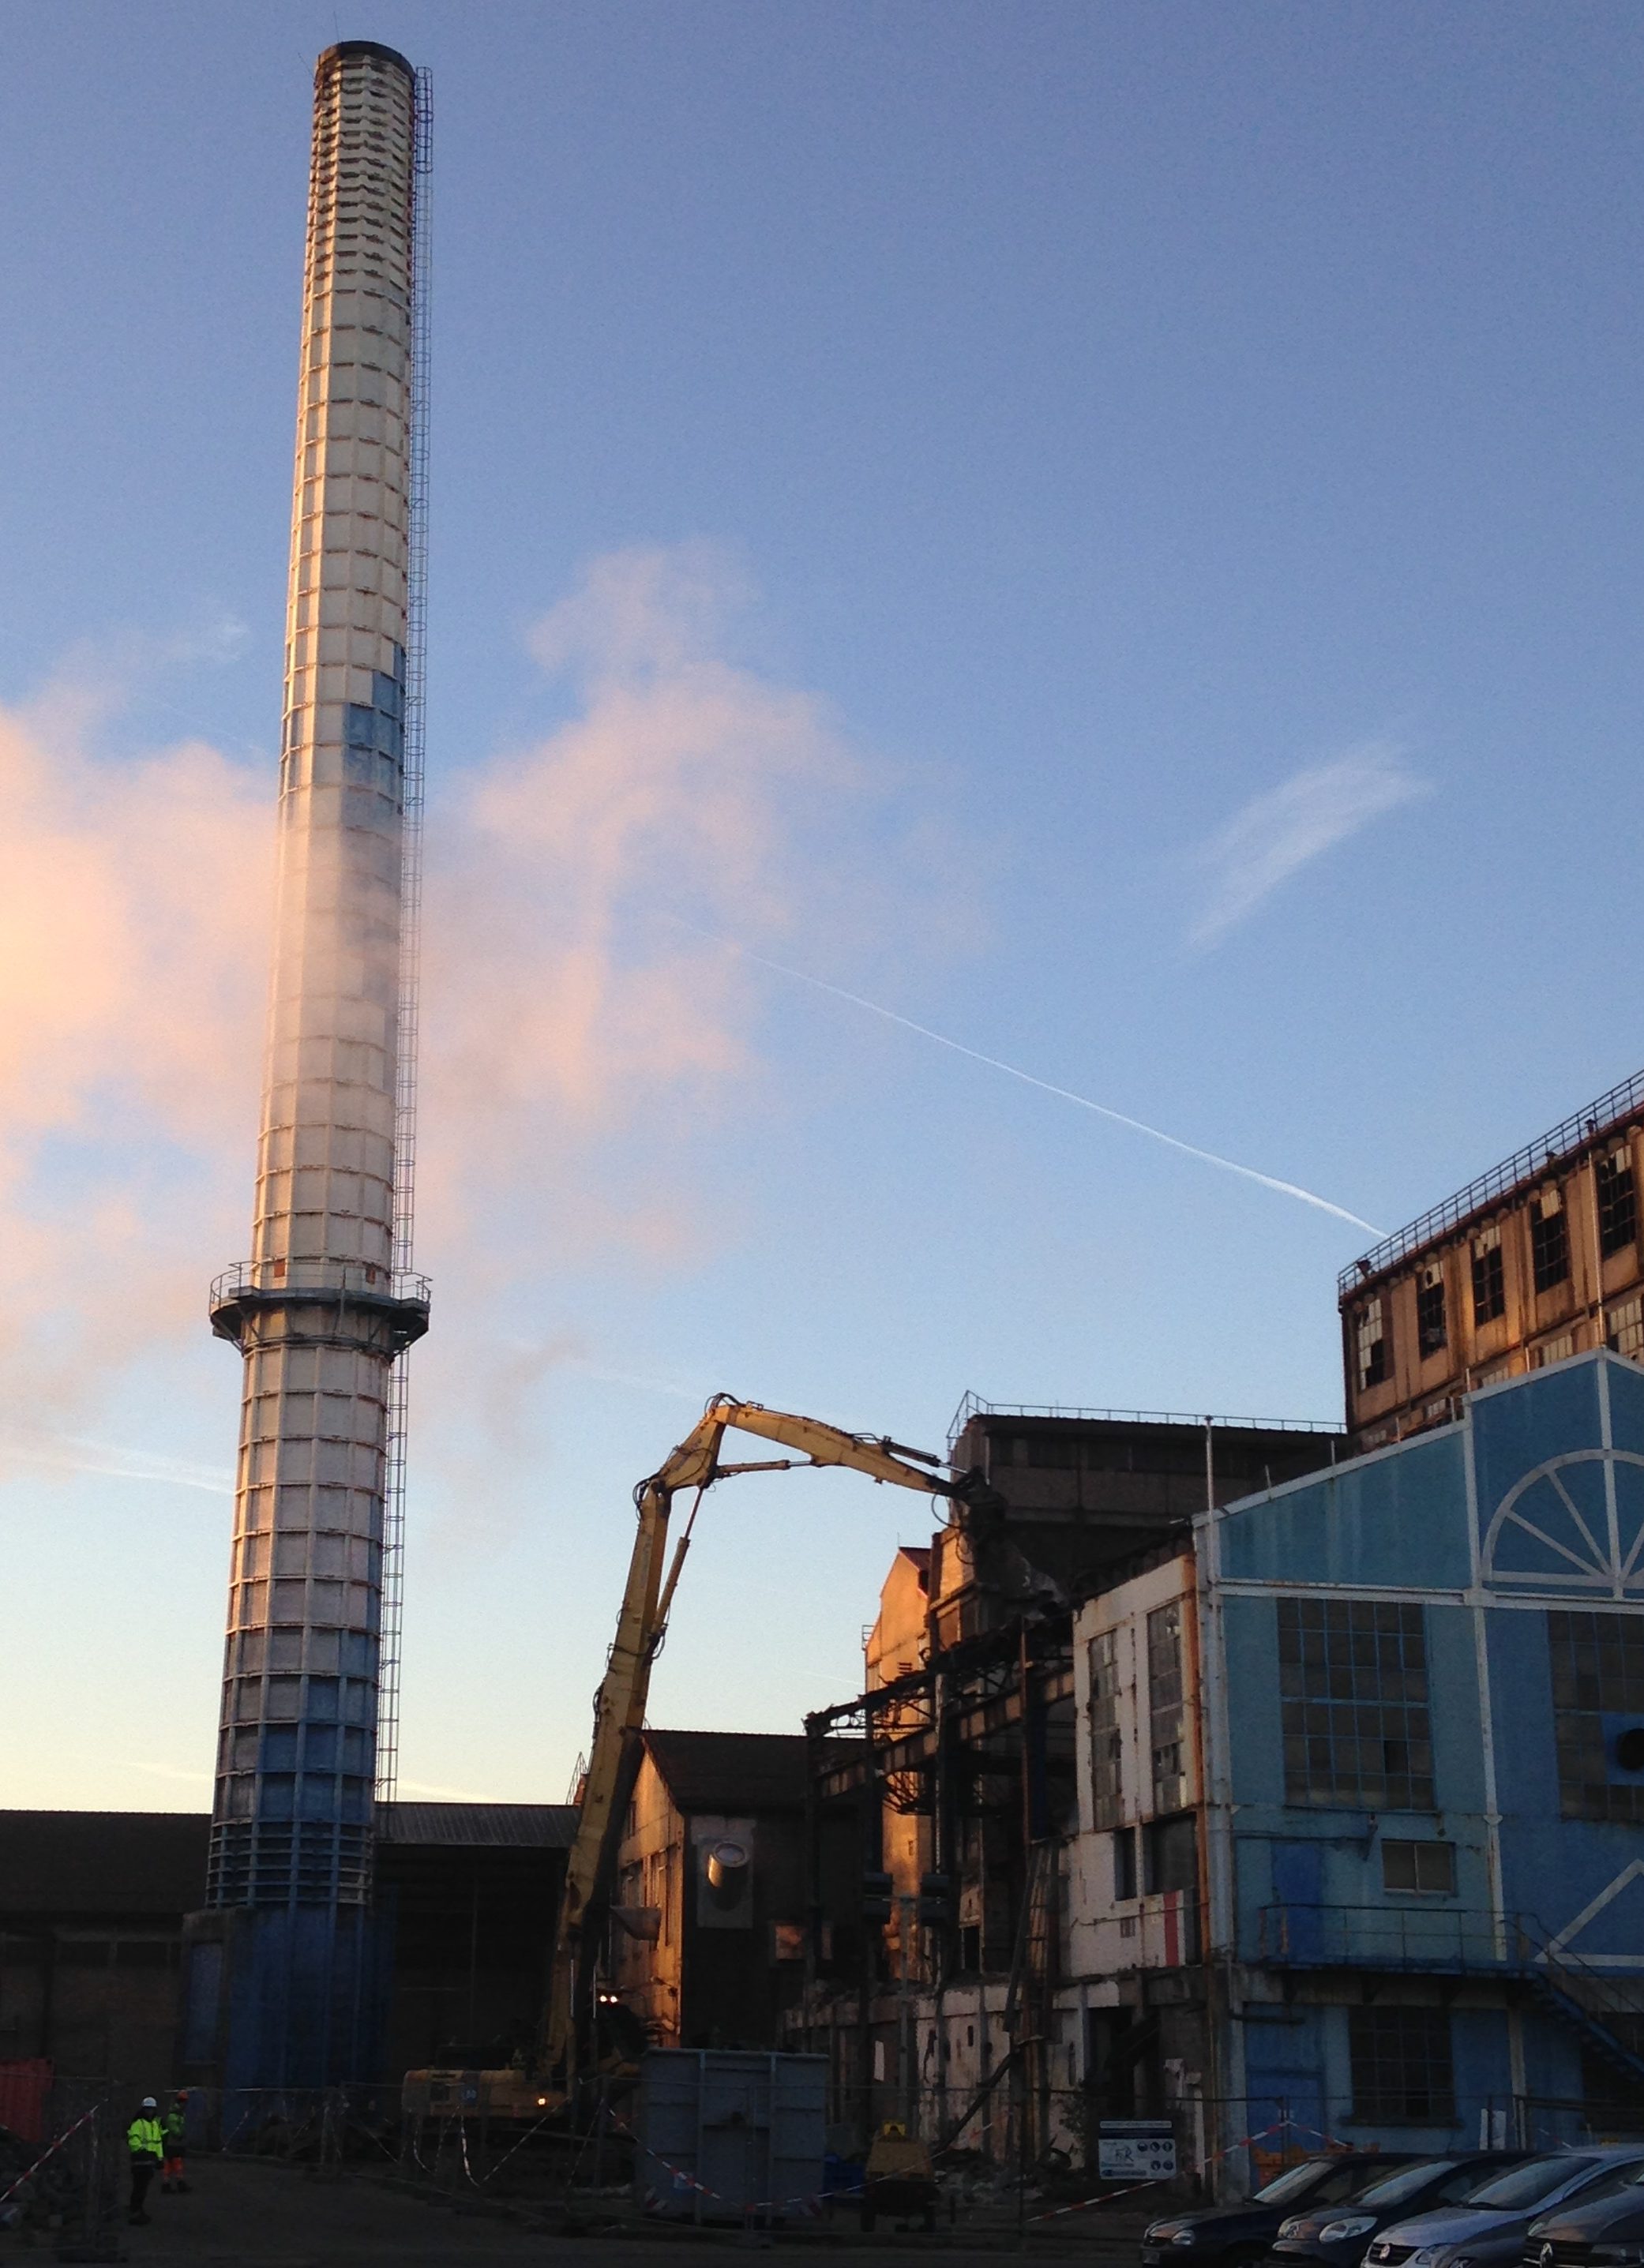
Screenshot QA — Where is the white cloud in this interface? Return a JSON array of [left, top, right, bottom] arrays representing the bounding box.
[[0, 545, 946, 1494], [1188, 739, 1428, 947]]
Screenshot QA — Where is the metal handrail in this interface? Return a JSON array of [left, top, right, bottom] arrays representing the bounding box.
[[1257, 1900, 1503, 1970], [1258, 1902, 1644, 2004], [1339, 1065, 1644, 1297], [210, 1261, 431, 1306], [1516, 1910, 1644, 2025], [948, 1390, 1341, 1453]]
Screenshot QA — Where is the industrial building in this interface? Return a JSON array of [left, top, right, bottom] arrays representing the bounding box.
[[609, 1732, 814, 2052], [3, 1806, 573, 2091], [1342, 1067, 1644, 1451], [783, 1351, 1644, 2183], [1064, 1346, 1644, 2173], [786, 1404, 1345, 2156], [0, 1816, 208, 2083]]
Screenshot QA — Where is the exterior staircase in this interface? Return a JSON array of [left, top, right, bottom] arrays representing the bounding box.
[[1518, 1914, 1644, 2094]]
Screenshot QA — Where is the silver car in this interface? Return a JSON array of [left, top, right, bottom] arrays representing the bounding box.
[[1362, 2150, 1644, 2268]]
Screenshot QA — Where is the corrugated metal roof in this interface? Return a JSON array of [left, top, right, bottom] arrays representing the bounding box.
[[641, 1730, 811, 1813], [376, 1801, 578, 1848], [0, 1811, 210, 1917]]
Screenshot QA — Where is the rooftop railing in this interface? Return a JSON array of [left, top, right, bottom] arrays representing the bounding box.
[[210, 1261, 431, 1309], [1339, 1064, 1644, 1298], [948, 1389, 1341, 1453]]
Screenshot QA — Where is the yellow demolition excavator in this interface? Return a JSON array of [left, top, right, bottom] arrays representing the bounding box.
[[403, 1393, 1003, 2127]]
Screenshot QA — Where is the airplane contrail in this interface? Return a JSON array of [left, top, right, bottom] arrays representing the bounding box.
[[0, 1430, 234, 1495], [696, 930, 1384, 1238]]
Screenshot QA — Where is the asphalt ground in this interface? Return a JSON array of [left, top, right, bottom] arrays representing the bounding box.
[[81, 2158, 1158, 2266]]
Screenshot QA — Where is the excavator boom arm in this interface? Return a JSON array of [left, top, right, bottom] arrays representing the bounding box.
[[537, 1397, 960, 2086]]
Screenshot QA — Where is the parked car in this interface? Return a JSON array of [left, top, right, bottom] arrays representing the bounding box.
[[1517, 2157, 1644, 2268], [1269, 2154, 1533, 2268], [1143, 2157, 1426, 2268], [1363, 2149, 1644, 2268]]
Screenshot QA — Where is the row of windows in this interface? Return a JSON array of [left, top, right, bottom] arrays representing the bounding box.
[[1149, 1603, 1188, 1815], [1106, 1827, 1453, 1903], [1354, 1149, 1641, 1390], [1087, 1603, 1190, 1828], [1094, 1600, 1644, 1825], [1551, 1609, 1644, 1824], [1112, 1813, 1198, 1900], [991, 1430, 1311, 1483], [1282, 1601, 1644, 1821], [1279, 1599, 1436, 1811], [993, 1432, 1209, 1476]]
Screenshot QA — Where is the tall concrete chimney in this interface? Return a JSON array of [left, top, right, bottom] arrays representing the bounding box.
[[197, 40, 429, 2088]]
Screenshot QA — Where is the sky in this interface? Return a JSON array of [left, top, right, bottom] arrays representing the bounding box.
[[5, 1, 1644, 1813]]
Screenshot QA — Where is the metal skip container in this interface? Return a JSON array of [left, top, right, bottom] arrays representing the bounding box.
[[635, 2050, 827, 2223]]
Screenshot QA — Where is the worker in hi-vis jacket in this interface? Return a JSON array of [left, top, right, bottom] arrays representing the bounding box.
[[126, 2096, 163, 2225]]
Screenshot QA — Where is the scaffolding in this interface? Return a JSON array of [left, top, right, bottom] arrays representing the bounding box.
[[799, 1611, 1078, 2163]]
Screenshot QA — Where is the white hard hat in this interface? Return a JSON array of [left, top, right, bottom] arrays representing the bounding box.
[[141, 2096, 157, 2109]]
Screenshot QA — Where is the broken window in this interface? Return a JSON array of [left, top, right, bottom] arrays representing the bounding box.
[[1549, 1609, 1644, 1824], [1608, 1295, 1644, 1363], [1143, 1811, 1197, 1895], [1278, 1595, 1435, 1811], [1531, 1186, 1570, 1294], [1355, 1297, 1388, 1391], [1416, 1264, 1447, 1359], [1087, 1629, 1123, 1831], [1532, 1333, 1574, 1370], [1148, 1602, 1187, 1814], [1112, 1825, 1136, 1902], [1027, 1434, 1077, 1470], [1599, 1145, 1638, 1259], [1382, 1839, 1455, 1894], [1472, 1225, 1505, 1325]]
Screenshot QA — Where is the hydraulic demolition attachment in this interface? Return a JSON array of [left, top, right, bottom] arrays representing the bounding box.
[[402, 1393, 1001, 2127]]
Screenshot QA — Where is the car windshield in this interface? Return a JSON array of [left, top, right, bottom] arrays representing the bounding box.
[[1463, 2157, 1615, 2209], [1357, 2161, 1463, 2209], [1255, 2161, 1342, 2206]]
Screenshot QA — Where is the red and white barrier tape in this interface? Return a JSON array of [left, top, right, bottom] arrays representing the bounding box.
[[0, 2101, 106, 2209], [608, 2109, 850, 2215], [1026, 2119, 1293, 2225]]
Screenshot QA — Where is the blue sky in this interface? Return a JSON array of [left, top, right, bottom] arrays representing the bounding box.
[[4, 1, 1644, 1811]]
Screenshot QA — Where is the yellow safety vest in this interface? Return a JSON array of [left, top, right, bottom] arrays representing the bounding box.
[[126, 2116, 163, 2161]]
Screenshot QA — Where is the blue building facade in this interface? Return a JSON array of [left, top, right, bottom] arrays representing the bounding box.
[[1203, 1349, 1644, 2159]]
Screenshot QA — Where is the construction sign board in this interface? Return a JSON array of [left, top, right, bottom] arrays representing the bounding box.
[[1098, 2120, 1177, 2182]]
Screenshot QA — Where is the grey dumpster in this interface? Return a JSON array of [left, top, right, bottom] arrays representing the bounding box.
[[634, 2049, 827, 2223]]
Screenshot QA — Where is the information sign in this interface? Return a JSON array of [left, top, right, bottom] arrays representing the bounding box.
[[1098, 2120, 1177, 2181]]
